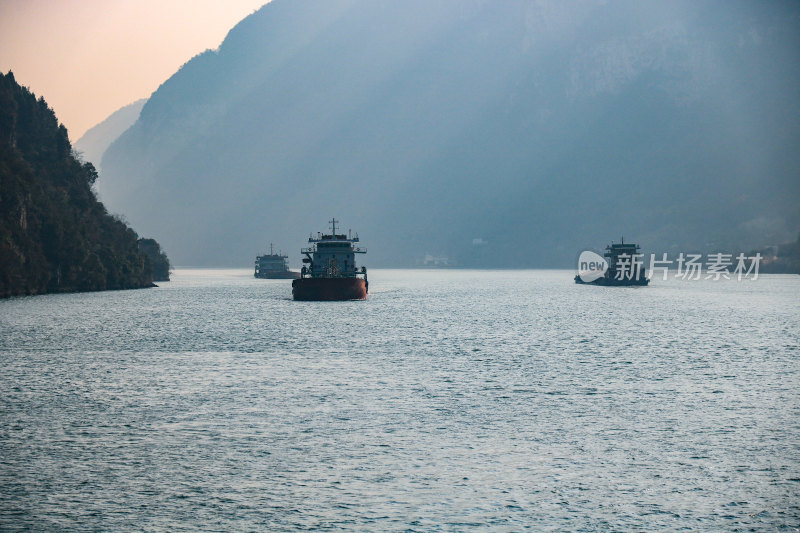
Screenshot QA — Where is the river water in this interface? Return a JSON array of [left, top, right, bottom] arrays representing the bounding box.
[[1, 269, 798, 531]]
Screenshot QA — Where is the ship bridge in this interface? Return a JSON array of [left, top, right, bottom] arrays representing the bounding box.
[[301, 219, 367, 279]]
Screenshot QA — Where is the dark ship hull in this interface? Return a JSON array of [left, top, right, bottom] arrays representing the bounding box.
[[574, 275, 649, 286], [292, 278, 367, 301], [255, 271, 300, 280], [292, 278, 368, 301]]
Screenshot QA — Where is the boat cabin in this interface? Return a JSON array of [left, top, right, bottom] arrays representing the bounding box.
[[301, 219, 366, 278]]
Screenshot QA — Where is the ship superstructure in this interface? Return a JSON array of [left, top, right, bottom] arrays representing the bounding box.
[[254, 243, 299, 279], [292, 219, 368, 300]]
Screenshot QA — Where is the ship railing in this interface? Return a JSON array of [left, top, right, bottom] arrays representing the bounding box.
[[300, 269, 367, 279], [307, 237, 362, 243], [300, 246, 367, 253]]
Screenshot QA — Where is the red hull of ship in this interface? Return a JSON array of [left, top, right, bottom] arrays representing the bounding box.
[[292, 278, 367, 301]]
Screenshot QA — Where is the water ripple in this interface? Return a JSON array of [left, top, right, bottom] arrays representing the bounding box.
[[1, 269, 798, 530]]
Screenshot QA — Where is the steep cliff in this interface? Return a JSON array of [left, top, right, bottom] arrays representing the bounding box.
[[0, 72, 168, 297]]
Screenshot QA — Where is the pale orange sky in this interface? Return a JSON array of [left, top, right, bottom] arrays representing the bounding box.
[[0, 0, 268, 141]]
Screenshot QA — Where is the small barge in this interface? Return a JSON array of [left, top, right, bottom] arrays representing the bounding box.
[[575, 238, 649, 286], [254, 244, 300, 279]]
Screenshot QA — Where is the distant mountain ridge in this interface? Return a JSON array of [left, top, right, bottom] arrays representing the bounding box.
[[100, 0, 800, 267], [74, 98, 146, 170]]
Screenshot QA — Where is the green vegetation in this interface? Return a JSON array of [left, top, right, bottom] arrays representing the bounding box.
[[0, 71, 169, 297], [138, 238, 171, 281]]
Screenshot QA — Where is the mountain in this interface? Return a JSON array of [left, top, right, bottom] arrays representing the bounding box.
[[74, 98, 146, 170], [100, 0, 800, 267], [752, 233, 800, 274], [0, 72, 167, 297]]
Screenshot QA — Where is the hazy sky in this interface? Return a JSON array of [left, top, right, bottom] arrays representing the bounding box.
[[0, 0, 268, 141]]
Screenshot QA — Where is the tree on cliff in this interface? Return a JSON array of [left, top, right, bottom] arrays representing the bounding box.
[[0, 71, 169, 297], [138, 238, 171, 282]]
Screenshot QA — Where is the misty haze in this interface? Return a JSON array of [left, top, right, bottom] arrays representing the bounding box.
[[89, 0, 800, 267], [2, 1, 799, 530]]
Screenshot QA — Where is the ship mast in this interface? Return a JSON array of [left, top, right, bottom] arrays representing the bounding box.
[[330, 218, 339, 236]]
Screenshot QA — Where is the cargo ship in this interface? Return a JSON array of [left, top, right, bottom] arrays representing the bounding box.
[[292, 219, 368, 300], [575, 238, 650, 286], [254, 244, 300, 279]]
